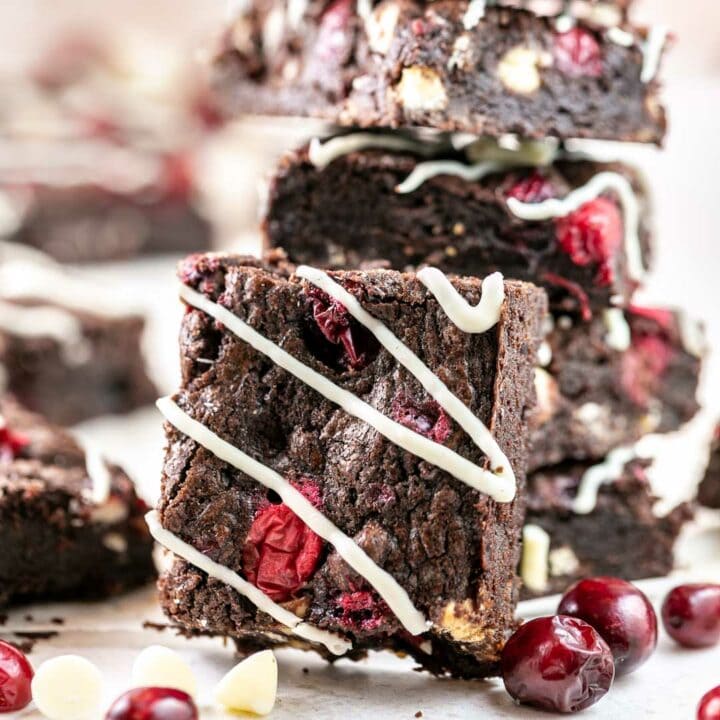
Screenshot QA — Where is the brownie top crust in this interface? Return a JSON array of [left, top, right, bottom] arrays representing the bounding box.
[[154, 251, 546, 675]]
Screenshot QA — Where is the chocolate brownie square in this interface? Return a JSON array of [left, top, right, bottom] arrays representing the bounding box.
[[151, 251, 546, 677], [0, 250, 158, 425], [0, 396, 155, 607], [520, 453, 692, 598], [213, 1, 666, 143], [531, 305, 703, 469], [263, 136, 652, 316], [698, 425, 720, 509]]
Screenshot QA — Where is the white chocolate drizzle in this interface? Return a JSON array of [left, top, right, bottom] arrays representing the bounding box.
[[603, 308, 631, 352], [145, 510, 352, 656], [156, 397, 429, 636], [572, 444, 636, 514], [417, 268, 504, 334], [296, 266, 514, 499], [395, 160, 505, 194], [507, 171, 644, 282], [641, 26, 669, 84], [606, 26, 634, 48], [463, 0, 487, 30], [308, 133, 441, 171], [178, 281, 513, 502], [520, 524, 550, 593]]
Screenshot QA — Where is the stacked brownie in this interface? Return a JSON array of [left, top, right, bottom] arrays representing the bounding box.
[[699, 425, 720, 509], [0, 36, 216, 262], [150, 0, 701, 677]]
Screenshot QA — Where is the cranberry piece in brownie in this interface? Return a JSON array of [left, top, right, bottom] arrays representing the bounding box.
[[153, 252, 546, 678]]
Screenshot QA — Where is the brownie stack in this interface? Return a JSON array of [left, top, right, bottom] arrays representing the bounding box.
[[151, 0, 702, 678]]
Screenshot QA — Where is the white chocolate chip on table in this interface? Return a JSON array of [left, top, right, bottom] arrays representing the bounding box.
[[215, 650, 278, 716], [31, 655, 104, 720]]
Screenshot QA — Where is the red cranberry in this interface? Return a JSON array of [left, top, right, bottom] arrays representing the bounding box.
[[105, 687, 197, 720], [507, 172, 557, 204], [554, 27, 603, 78], [661, 584, 720, 648], [558, 577, 658, 676], [391, 393, 451, 444], [0, 641, 33, 712], [628, 305, 675, 331], [620, 334, 673, 408], [540, 272, 592, 321], [556, 197, 623, 287], [306, 286, 378, 369], [242, 488, 324, 602], [0, 425, 28, 462], [316, 0, 354, 63], [501, 615, 614, 713], [160, 153, 195, 202], [698, 686, 720, 720], [336, 590, 389, 632]]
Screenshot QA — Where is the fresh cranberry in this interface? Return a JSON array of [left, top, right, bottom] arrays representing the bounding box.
[[501, 615, 614, 713], [105, 687, 197, 720], [306, 286, 378, 370], [336, 590, 389, 632], [698, 686, 720, 720], [661, 584, 720, 648], [507, 172, 557, 204], [242, 487, 324, 602], [0, 425, 28, 462], [0, 641, 33, 712], [392, 393, 451, 444], [558, 577, 658, 676], [556, 197, 623, 287], [554, 27, 603, 78]]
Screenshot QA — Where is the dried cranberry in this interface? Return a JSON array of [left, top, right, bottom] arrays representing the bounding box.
[[661, 584, 720, 648], [620, 334, 673, 408], [556, 197, 623, 286], [242, 485, 324, 602], [392, 393, 451, 444], [541, 272, 592, 321], [160, 153, 195, 202], [177, 254, 224, 297], [336, 590, 388, 632], [0, 424, 28, 462], [316, 0, 354, 64], [558, 577, 658, 676], [0, 640, 33, 712], [554, 27, 603, 78], [698, 686, 720, 720], [502, 616, 614, 713], [507, 172, 557, 204], [306, 286, 378, 370], [105, 687, 197, 720], [628, 305, 675, 331]]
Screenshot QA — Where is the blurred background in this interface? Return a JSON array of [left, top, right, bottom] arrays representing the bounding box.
[[0, 0, 718, 511]]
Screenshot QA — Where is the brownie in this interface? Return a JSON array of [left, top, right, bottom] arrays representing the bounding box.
[[0, 395, 155, 606], [0, 250, 158, 425], [152, 251, 546, 678], [531, 305, 703, 469], [698, 425, 720, 509], [520, 454, 692, 598], [263, 137, 652, 316], [212, 1, 667, 143]]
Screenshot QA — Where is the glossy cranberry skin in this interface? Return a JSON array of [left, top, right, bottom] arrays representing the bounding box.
[[0, 640, 34, 712], [661, 584, 720, 648], [558, 577, 658, 676], [501, 615, 614, 713], [698, 686, 720, 720], [105, 688, 197, 720]]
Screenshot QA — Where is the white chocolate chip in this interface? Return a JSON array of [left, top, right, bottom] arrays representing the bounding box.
[[131, 645, 197, 697], [89, 496, 129, 525], [215, 650, 278, 716], [520, 524, 551, 593], [447, 34, 472, 72], [32, 655, 103, 720], [497, 46, 548, 95], [396, 66, 448, 111], [366, 2, 400, 55], [533, 367, 559, 426], [102, 532, 128, 553], [549, 546, 581, 577]]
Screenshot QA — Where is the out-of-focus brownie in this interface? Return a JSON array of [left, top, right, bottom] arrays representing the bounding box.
[[0, 251, 158, 425], [520, 454, 692, 598], [0, 396, 155, 606], [213, 1, 667, 143], [698, 425, 720, 509], [531, 305, 703, 469], [152, 251, 546, 678], [263, 136, 652, 316]]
